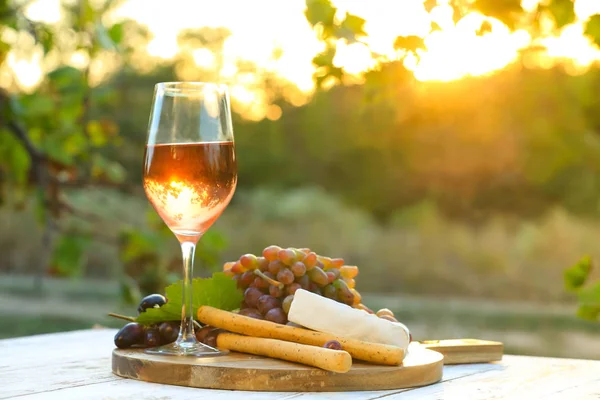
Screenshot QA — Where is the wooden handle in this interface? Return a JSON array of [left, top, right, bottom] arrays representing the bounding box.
[[198, 306, 404, 365], [217, 332, 352, 373], [415, 339, 504, 365]]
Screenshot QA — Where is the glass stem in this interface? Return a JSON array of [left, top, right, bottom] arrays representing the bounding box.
[[177, 241, 197, 347]]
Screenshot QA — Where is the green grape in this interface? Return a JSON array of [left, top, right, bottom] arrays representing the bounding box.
[[307, 266, 328, 287], [323, 284, 336, 299], [268, 260, 284, 275], [304, 252, 317, 269], [330, 258, 345, 268], [277, 268, 295, 285], [343, 277, 356, 288], [286, 282, 301, 296], [263, 245, 282, 261], [240, 254, 258, 269], [257, 256, 269, 271], [326, 268, 340, 283], [333, 279, 354, 306], [340, 265, 359, 279], [282, 295, 294, 314], [278, 248, 297, 265], [318, 256, 333, 269], [290, 261, 306, 277], [291, 248, 306, 261], [269, 284, 284, 298], [295, 274, 310, 289], [298, 248, 311, 254]]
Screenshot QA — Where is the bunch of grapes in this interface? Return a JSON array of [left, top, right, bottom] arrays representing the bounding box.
[[223, 245, 365, 325], [114, 293, 182, 349]]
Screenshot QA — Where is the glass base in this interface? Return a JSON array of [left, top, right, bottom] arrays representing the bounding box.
[[144, 341, 229, 357]]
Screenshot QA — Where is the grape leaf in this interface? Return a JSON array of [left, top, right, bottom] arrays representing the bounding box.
[[136, 272, 242, 324], [564, 255, 592, 292]]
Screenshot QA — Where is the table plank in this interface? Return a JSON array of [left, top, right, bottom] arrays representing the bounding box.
[[387, 355, 600, 399], [2, 329, 600, 399]]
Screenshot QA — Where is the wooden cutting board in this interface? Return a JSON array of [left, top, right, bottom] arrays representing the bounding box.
[[112, 346, 443, 392], [111, 339, 503, 392]]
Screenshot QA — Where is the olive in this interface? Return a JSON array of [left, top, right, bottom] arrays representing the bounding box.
[[114, 322, 145, 349], [195, 325, 214, 343], [145, 326, 161, 347], [323, 340, 343, 350], [158, 321, 180, 344], [203, 329, 224, 348], [137, 294, 167, 314]]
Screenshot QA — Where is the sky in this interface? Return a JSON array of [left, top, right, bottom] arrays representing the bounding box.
[[9, 0, 600, 120]]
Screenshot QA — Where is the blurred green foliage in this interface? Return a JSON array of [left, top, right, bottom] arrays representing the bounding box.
[[565, 256, 600, 321], [2, 0, 600, 315]]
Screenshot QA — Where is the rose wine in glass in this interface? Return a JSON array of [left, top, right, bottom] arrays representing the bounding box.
[[142, 82, 237, 356]]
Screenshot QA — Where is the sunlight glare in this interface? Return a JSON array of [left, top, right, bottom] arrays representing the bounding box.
[[8, 0, 600, 118]]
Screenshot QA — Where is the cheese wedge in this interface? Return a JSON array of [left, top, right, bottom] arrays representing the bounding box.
[[288, 289, 410, 350]]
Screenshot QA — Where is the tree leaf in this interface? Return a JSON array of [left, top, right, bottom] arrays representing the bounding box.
[[0, 128, 31, 185], [576, 304, 600, 321], [95, 21, 116, 50], [476, 20, 493, 36], [584, 14, 600, 47], [545, 0, 576, 30], [577, 282, 600, 306], [87, 120, 108, 146], [394, 35, 425, 52], [135, 272, 243, 324], [19, 94, 54, 118], [431, 21, 443, 32], [312, 46, 336, 68], [423, 0, 437, 13], [335, 12, 366, 42], [48, 66, 84, 91], [37, 26, 54, 54], [50, 234, 90, 277], [305, 0, 337, 28], [108, 22, 125, 45], [475, 0, 522, 29], [119, 230, 162, 263], [564, 255, 592, 292]]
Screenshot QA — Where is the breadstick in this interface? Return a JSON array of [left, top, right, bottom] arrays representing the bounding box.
[[217, 333, 352, 373], [197, 306, 404, 365]]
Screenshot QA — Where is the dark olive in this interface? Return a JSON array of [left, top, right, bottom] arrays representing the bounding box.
[[323, 340, 343, 350], [114, 322, 145, 349], [137, 294, 167, 314], [158, 321, 180, 344], [203, 329, 224, 348], [195, 325, 214, 343], [145, 326, 161, 347]]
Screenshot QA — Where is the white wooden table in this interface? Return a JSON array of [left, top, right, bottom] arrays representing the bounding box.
[[1, 329, 600, 399]]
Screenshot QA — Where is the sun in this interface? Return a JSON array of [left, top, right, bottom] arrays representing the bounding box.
[[5, 0, 600, 120]]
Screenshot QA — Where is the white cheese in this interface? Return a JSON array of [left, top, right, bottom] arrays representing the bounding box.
[[288, 289, 410, 350]]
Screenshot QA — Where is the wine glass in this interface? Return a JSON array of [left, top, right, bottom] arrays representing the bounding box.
[[142, 82, 237, 356]]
